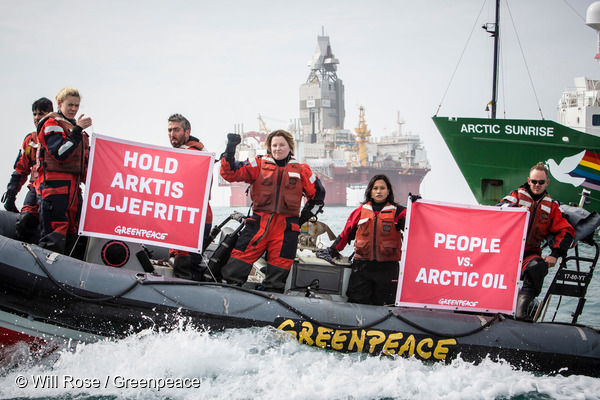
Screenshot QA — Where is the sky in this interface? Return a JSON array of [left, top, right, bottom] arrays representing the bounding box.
[[1, 0, 598, 207]]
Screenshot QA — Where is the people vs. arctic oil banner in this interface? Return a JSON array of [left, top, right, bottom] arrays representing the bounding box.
[[79, 134, 214, 252], [396, 199, 529, 314]]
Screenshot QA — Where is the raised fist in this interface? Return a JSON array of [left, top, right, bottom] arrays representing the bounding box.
[[227, 133, 241, 146]]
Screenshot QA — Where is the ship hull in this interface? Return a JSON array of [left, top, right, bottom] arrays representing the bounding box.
[[433, 116, 600, 211], [225, 167, 429, 207], [319, 166, 429, 206], [228, 182, 251, 207]]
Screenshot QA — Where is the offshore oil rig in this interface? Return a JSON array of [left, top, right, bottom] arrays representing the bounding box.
[[222, 31, 430, 206]]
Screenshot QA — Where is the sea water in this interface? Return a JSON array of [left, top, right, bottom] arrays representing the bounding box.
[[0, 206, 599, 400]]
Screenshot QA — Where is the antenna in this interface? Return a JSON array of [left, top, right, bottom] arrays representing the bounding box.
[[586, 2, 600, 61]]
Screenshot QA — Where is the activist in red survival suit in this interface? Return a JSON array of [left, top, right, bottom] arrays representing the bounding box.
[[2, 97, 53, 243], [167, 113, 213, 280], [318, 174, 406, 305], [220, 130, 325, 293], [497, 162, 575, 321], [36, 87, 91, 255]]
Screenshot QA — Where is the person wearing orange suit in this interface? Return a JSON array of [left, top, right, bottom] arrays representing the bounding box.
[[318, 174, 406, 305], [220, 130, 325, 293], [497, 162, 575, 320], [1, 98, 53, 243], [36, 87, 91, 254], [167, 113, 213, 280]]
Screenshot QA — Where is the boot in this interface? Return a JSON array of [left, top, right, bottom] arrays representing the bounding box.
[[173, 255, 194, 280], [14, 212, 40, 244], [261, 263, 290, 293], [173, 255, 207, 281], [39, 232, 66, 254], [221, 258, 253, 286], [515, 293, 535, 322]]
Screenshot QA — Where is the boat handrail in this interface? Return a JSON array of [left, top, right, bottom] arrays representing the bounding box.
[[535, 239, 599, 324]]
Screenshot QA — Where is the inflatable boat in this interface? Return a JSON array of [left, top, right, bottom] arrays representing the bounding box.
[[0, 209, 599, 378]]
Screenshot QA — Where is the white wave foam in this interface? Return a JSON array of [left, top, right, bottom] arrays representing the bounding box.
[[1, 325, 598, 400]]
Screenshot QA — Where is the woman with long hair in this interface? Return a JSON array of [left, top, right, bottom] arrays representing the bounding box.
[[321, 174, 406, 305]]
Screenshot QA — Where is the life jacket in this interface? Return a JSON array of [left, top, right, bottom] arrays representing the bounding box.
[[353, 202, 403, 262], [251, 155, 303, 216], [515, 188, 554, 248], [37, 114, 89, 176], [182, 140, 205, 151], [23, 132, 39, 184]]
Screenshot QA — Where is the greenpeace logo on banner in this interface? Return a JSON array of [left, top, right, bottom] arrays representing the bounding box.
[[79, 134, 213, 252], [396, 199, 529, 314], [438, 299, 479, 308], [114, 226, 168, 240]]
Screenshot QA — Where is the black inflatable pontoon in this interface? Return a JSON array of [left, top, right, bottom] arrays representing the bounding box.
[[0, 209, 599, 377]]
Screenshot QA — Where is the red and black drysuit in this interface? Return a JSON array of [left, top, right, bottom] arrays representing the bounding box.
[[220, 153, 325, 292], [333, 201, 406, 305], [4, 131, 41, 242], [35, 112, 89, 254], [168, 136, 213, 280], [498, 183, 575, 317]]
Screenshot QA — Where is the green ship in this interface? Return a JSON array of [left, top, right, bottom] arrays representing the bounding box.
[[433, 1, 600, 212]]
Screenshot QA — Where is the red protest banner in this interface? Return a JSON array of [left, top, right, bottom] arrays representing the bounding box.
[[396, 199, 528, 314], [79, 134, 213, 252]]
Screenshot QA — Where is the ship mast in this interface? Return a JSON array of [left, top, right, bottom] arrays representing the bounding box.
[[483, 0, 500, 119]]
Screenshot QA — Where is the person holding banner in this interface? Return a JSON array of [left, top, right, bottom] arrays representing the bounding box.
[[36, 87, 91, 254], [219, 130, 325, 293], [498, 162, 575, 321], [318, 174, 406, 305], [167, 113, 212, 280], [2, 97, 53, 243]]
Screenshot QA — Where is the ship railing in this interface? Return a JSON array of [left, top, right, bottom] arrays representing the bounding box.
[[348, 182, 368, 189], [367, 160, 405, 169], [559, 89, 600, 108], [377, 136, 421, 145], [311, 165, 333, 180]]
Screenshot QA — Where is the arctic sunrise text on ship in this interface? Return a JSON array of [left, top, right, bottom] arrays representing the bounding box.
[[433, 0, 600, 211]]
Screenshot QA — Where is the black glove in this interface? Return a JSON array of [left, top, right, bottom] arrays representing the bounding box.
[[1, 190, 18, 213], [298, 207, 313, 227], [224, 133, 241, 163], [316, 246, 340, 264], [298, 201, 324, 226], [409, 193, 422, 203]]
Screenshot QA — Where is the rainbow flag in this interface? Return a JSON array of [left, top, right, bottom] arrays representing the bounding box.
[[569, 150, 600, 190]]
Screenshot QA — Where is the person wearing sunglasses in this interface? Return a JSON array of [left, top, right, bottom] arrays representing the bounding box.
[[497, 162, 575, 321]]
